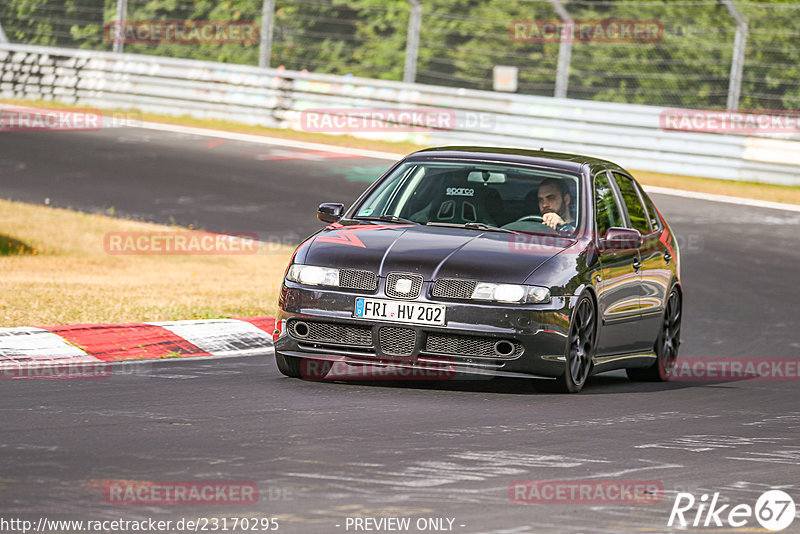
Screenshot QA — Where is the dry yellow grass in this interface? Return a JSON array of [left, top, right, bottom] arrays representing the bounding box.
[[632, 170, 800, 205], [0, 199, 293, 327]]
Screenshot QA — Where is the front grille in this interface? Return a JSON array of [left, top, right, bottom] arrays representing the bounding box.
[[379, 326, 416, 356], [385, 272, 423, 299], [432, 278, 477, 299], [288, 320, 373, 346], [339, 269, 377, 291], [425, 333, 523, 359]]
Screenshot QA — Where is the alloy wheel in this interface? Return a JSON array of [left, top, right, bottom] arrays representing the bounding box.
[[565, 296, 595, 391], [658, 290, 681, 378]]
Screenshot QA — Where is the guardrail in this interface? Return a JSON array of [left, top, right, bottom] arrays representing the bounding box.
[[1, 43, 799, 185]]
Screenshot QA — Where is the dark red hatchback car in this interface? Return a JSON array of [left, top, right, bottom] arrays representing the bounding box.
[[273, 147, 681, 392]]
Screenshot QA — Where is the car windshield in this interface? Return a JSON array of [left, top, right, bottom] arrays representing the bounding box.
[[352, 160, 581, 235]]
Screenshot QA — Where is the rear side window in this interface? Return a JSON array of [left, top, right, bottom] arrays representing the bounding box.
[[639, 189, 662, 231], [594, 171, 623, 237], [612, 172, 651, 234]]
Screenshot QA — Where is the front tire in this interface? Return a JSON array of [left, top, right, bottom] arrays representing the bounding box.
[[627, 287, 681, 382], [552, 293, 596, 393], [275, 352, 302, 378]]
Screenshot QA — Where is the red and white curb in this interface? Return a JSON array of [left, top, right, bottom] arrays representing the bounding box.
[[0, 317, 275, 370]]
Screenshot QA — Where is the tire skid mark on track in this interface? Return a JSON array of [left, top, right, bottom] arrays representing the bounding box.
[[286, 451, 609, 489], [635, 434, 789, 452], [725, 448, 800, 465], [414, 411, 721, 438], [742, 412, 800, 429]]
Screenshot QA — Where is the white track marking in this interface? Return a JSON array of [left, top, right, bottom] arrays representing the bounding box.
[[643, 184, 800, 212], [138, 121, 402, 160]]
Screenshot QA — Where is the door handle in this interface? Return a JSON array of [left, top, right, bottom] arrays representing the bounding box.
[[632, 259, 641, 272], [664, 252, 672, 264]]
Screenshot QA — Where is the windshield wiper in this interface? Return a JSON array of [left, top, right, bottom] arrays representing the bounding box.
[[464, 222, 517, 234], [353, 215, 419, 225], [426, 221, 516, 234]]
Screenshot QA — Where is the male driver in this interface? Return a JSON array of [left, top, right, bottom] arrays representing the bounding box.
[[537, 178, 575, 231]]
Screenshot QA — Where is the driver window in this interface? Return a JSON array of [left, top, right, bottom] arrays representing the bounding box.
[[595, 171, 622, 237]]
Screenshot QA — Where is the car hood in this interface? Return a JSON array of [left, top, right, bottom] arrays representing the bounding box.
[[301, 221, 573, 284]]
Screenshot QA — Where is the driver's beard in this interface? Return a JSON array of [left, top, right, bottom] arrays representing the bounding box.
[[542, 205, 564, 218]]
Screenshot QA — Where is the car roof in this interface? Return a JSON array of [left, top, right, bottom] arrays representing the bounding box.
[[404, 146, 626, 174]]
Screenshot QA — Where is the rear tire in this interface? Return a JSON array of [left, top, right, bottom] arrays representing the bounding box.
[[275, 352, 302, 378], [627, 287, 682, 382]]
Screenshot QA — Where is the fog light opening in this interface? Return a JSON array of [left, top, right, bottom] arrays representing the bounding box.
[[494, 340, 515, 357], [293, 321, 310, 338]]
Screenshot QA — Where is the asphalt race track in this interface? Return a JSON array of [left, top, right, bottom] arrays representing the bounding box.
[[2, 127, 799, 533], [0, 126, 393, 241]]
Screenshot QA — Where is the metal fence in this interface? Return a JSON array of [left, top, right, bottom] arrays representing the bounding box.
[[1, 0, 799, 112]]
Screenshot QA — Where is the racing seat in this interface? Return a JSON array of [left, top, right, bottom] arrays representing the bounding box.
[[485, 188, 506, 224], [422, 181, 498, 226]]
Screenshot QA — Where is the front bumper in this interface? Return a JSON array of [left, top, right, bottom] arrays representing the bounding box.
[[274, 284, 578, 379]]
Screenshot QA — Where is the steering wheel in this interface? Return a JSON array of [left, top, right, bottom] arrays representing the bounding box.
[[515, 214, 544, 223], [502, 214, 554, 232]]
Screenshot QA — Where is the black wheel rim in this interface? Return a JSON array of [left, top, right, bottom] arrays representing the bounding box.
[[660, 291, 681, 376], [568, 298, 595, 386]]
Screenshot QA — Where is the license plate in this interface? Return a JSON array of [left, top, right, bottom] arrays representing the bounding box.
[[354, 298, 446, 326]]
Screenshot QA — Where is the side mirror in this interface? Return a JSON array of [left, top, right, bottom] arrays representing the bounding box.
[[317, 202, 344, 223], [600, 227, 642, 250]]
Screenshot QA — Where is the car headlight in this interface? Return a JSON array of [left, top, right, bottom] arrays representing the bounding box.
[[286, 265, 340, 287], [471, 282, 550, 304]]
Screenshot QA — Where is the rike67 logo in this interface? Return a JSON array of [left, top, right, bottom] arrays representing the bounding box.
[[668, 490, 796, 531]]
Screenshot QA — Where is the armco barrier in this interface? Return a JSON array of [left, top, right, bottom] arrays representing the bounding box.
[[1, 43, 799, 185]]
